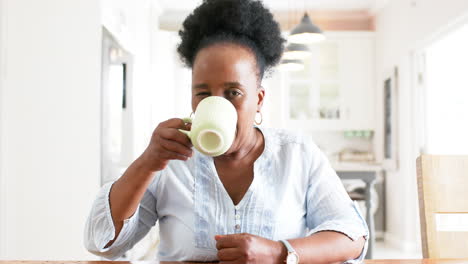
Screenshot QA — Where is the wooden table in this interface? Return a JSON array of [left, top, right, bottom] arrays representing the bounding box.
[[3, 260, 468, 264]]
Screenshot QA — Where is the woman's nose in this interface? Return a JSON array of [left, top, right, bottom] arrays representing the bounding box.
[[211, 91, 226, 98]]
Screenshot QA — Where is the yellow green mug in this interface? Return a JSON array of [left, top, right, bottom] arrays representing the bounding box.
[[179, 96, 237, 157]]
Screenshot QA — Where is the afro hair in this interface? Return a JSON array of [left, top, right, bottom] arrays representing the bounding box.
[[177, 0, 285, 79]]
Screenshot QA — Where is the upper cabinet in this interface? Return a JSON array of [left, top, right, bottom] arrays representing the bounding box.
[[272, 32, 375, 131]]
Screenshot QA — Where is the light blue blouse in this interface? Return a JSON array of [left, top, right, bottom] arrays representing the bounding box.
[[84, 127, 369, 262]]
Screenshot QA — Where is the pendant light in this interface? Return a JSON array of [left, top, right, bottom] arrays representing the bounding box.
[[282, 43, 312, 60], [288, 13, 325, 44], [278, 59, 305, 72]]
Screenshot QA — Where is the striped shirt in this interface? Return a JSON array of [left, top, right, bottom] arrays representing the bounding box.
[[84, 127, 368, 262]]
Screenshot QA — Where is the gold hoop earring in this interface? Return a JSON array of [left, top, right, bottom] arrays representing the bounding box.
[[254, 112, 263, 125]]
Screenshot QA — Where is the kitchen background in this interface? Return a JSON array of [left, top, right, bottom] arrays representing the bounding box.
[[1, 0, 468, 260]]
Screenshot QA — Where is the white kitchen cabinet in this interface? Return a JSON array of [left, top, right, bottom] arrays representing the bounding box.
[[339, 32, 375, 130], [275, 32, 375, 131]]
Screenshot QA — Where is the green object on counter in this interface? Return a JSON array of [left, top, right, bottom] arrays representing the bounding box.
[[344, 130, 374, 139]]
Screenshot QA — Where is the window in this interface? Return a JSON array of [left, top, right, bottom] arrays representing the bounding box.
[[423, 23, 468, 154]]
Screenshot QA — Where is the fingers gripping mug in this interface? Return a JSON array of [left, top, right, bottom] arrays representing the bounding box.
[[179, 96, 238, 157]]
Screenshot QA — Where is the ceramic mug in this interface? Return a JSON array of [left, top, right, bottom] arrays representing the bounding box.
[[179, 96, 237, 157]]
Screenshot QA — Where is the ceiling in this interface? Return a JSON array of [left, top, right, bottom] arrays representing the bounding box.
[[157, 0, 389, 31], [158, 0, 384, 12]]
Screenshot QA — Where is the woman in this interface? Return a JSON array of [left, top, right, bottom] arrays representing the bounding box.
[[85, 0, 368, 263]]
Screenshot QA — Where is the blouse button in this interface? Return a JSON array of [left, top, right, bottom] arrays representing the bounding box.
[[262, 226, 272, 233], [235, 224, 241, 230], [234, 205, 240, 210], [235, 214, 240, 220]]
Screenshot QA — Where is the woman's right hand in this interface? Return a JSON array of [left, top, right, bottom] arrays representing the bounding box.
[[139, 118, 193, 172]]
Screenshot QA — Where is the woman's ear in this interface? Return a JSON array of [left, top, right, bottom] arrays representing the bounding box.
[[257, 86, 265, 112]]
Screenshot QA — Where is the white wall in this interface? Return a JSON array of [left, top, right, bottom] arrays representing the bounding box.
[[0, 0, 7, 257], [374, 0, 468, 252], [0, 0, 101, 259]]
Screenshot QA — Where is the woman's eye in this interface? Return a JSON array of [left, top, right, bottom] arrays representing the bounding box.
[[227, 90, 242, 97], [196, 92, 210, 96]]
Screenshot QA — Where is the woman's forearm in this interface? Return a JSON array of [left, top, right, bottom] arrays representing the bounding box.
[[106, 155, 157, 247], [283, 231, 366, 264]]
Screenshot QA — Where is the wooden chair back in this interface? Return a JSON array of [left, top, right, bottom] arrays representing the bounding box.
[[417, 155, 468, 258]]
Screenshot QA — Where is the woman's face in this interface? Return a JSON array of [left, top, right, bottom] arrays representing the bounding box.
[[191, 43, 265, 155]]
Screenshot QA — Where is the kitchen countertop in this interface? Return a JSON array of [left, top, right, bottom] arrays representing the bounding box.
[[332, 161, 383, 172]]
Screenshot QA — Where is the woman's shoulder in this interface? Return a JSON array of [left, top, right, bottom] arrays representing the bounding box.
[[260, 126, 317, 150], [260, 126, 324, 164]]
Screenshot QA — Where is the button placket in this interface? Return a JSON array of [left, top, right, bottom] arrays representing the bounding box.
[[234, 206, 241, 233]]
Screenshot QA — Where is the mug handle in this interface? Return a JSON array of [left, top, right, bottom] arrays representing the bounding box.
[[178, 117, 193, 137]]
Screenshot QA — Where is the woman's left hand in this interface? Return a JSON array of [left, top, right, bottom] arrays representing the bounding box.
[[215, 233, 285, 264]]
